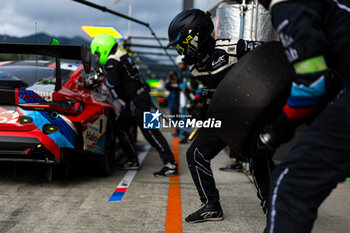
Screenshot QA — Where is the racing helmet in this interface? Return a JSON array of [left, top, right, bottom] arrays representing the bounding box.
[[167, 9, 214, 63], [90, 33, 118, 66]]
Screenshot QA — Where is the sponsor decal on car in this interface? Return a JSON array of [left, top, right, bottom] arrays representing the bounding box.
[[83, 115, 108, 154], [0, 107, 19, 123], [20, 84, 55, 102]]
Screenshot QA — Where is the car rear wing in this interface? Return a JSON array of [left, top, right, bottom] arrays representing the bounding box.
[[0, 43, 91, 91]]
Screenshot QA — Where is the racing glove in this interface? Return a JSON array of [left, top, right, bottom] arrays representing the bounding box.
[[197, 85, 213, 120], [108, 88, 126, 110], [116, 98, 126, 108], [258, 113, 298, 149], [237, 39, 263, 59]]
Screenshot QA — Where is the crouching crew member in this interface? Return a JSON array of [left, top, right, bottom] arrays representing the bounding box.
[[167, 9, 270, 223]]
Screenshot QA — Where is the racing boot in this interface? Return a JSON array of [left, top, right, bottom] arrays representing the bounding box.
[[185, 202, 224, 223], [154, 163, 177, 177], [121, 159, 140, 170]]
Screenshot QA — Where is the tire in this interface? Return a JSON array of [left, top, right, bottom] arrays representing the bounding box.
[[208, 42, 294, 158], [96, 119, 115, 176]]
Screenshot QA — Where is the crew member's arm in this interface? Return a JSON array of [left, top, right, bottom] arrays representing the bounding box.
[[260, 56, 332, 148], [104, 59, 126, 107], [198, 85, 214, 120], [104, 59, 123, 95], [237, 39, 263, 59], [259, 1, 332, 148]]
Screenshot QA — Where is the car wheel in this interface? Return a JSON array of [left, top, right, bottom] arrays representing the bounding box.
[[96, 119, 115, 176], [63, 160, 74, 179]]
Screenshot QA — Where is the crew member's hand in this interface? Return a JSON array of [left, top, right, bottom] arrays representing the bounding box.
[[112, 98, 126, 110], [117, 98, 126, 108], [258, 114, 297, 149]]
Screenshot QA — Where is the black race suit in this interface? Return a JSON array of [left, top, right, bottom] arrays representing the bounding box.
[[258, 0, 350, 232], [105, 49, 175, 164], [186, 39, 274, 212]]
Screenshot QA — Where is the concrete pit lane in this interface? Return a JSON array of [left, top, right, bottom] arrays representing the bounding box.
[[0, 130, 349, 233]]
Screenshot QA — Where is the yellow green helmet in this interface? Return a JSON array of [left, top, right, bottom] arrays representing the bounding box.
[[90, 33, 117, 66]]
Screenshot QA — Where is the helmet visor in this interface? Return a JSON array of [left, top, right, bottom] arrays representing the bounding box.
[[168, 32, 185, 55], [93, 52, 101, 64], [167, 32, 181, 47]]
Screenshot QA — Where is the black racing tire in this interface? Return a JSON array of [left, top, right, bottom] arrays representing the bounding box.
[[96, 118, 115, 176], [208, 41, 295, 158]]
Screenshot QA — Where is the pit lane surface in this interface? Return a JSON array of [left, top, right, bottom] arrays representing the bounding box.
[[0, 130, 349, 233]]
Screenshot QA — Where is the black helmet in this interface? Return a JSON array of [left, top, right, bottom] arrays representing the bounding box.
[[167, 9, 214, 63]]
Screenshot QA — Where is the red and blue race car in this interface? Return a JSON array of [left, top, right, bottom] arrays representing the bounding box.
[[0, 43, 121, 178]]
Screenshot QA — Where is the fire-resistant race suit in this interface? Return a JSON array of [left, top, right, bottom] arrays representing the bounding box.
[[104, 48, 176, 169], [186, 38, 274, 212], [257, 0, 350, 232]]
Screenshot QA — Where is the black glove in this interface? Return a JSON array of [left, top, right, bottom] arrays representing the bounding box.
[[258, 114, 298, 149]]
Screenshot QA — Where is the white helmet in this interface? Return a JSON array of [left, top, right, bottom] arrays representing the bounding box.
[[175, 55, 185, 65]]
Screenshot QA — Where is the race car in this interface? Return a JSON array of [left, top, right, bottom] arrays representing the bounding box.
[[0, 43, 121, 179]]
